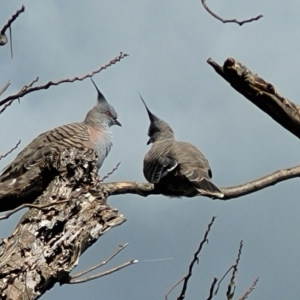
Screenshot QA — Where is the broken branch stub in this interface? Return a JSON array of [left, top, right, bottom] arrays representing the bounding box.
[[207, 57, 300, 140]]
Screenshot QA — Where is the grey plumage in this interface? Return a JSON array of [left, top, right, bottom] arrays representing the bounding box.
[[0, 79, 121, 183], [141, 95, 223, 198]]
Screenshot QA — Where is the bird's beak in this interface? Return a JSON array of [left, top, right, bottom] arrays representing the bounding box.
[[114, 119, 122, 126], [147, 137, 152, 145]]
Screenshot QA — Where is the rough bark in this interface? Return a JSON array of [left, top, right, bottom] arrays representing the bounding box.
[[207, 57, 300, 140], [0, 149, 125, 300]]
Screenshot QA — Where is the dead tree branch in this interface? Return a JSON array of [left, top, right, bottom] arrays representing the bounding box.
[[0, 52, 129, 108], [100, 162, 121, 182], [0, 81, 11, 96], [226, 240, 243, 299], [165, 217, 216, 300], [177, 216, 216, 300], [0, 99, 13, 115], [200, 1, 263, 26], [70, 243, 129, 279], [207, 277, 218, 300], [102, 163, 300, 200], [207, 57, 300, 140], [65, 260, 137, 284], [2, 152, 295, 214], [239, 277, 259, 300], [0, 5, 25, 46], [0, 148, 126, 299], [0, 140, 21, 161], [165, 278, 184, 300]]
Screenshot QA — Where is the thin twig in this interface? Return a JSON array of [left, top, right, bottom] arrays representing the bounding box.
[[0, 81, 11, 96], [100, 162, 121, 182], [165, 278, 185, 300], [0, 100, 13, 115], [201, 0, 263, 26], [67, 260, 138, 284], [214, 267, 234, 295], [214, 240, 243, 296], [239, 277, 259, 300], [0, 200, 69, 221], [0, 52, 129, 107], [9, 26, 13, 59], [177, 216, 217, 300], [0, 5, 25, 35], [0, 5, 25, 48], [71, 243, 129, 279], [20, 77, 39, 92], [207, 277, 218, 300], [226, 241, 243, 299], [0, 140, 21, 161]]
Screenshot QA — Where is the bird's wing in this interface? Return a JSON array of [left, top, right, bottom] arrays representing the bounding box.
[[172, 142, 224, 198], [143, 140, 178, 183], [0, 123, 90, 182]]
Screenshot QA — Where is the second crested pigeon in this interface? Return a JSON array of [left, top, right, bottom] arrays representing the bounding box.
[[0, 79, 121, 184], [141, 96, 223, 198]]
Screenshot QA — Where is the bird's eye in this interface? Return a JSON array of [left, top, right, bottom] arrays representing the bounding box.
[[105, 111, 112, 117]]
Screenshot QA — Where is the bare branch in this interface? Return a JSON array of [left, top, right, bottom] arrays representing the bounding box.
[[70, 243, 129, 279], [177, 216, 216, 300], [226, 241, 243, 299], [207, 57, 300, 140], [20, 77, 39, 92], [165, 278, 184, 300], [0, 6, 25, 36], [100, 162, 121, 182], [200, 0, 263, 26], [239, 277, 259, 300], [9, 26, 13, 59], [0, 78, 40, 115], [0, 5, 25, 46], [66, 260, 138, 284], [0, 100, 13, 115], [207, 277, 218, 300], [0, 81, 11, 96], [165, 217, 216, 300], [103, 164, 300, 200], [0, 52, 129, 107], [214, 241, 243, 297], [0, 140, 21, 161]]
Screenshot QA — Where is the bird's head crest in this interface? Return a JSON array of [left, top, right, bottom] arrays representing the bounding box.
[[139, 94, 174, 144], [86, 78, 121, 127]]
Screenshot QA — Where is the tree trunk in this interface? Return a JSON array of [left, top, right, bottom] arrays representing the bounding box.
[[0, 148, 125, 300]]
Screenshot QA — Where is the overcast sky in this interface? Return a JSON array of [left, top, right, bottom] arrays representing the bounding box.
[[1, 1, 300, 299]]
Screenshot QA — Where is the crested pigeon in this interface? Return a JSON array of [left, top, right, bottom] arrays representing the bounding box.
[[0, 79, 121, 184], [141, 96, 223, 198]]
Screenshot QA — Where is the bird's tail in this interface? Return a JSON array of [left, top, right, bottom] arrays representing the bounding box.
[[194, 178, 224, 198]]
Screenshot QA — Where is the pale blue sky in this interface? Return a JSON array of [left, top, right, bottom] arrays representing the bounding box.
[[1, 1, 300, 299]]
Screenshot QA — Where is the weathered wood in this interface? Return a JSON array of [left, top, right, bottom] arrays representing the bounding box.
[[207, 57, 300, 140], [0, 148, 125, 300]]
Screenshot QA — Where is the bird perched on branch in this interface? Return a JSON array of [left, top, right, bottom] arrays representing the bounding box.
[[0, 79, 121, 200], [141, 96, 223, 198]]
